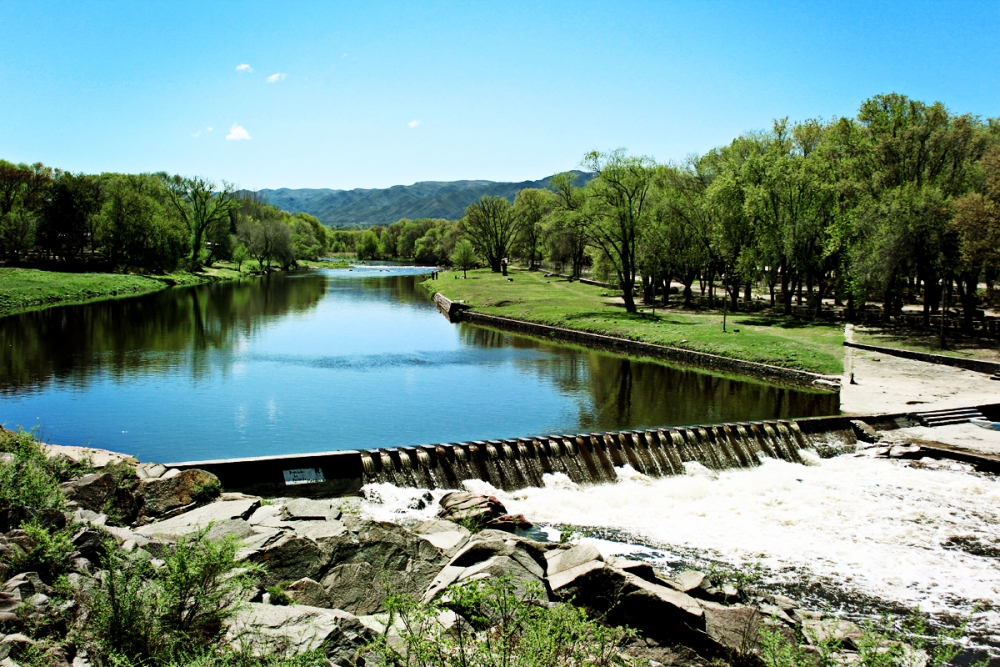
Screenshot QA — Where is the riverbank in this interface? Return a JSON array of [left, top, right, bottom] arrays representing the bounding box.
[[0, 259, 354, 318], [424, 268, 845, 376]]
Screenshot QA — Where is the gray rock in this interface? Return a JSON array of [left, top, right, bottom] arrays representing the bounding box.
[[135, 463, 167, 480], [3, 572, 43, 599], [698, 600, 762, 651], [248, 534, 330, 586], [551, 565, 713, 652], [412, 519, 471, 555], [606, 556, 658, 584], [136, 498, 260, 539], [545, 544, 603, 578], [72, 509, 108, 527], [138, 469, 220, 519], [0, 592, 20, 614], [284, 578, 331, 608], [281, 498, 342, 522], [802, 618, 864, 648], [61, 473, 117, 513], [665, 570, 705, 593], [321, 563, 388, 615], [226, 603, 372, 664]]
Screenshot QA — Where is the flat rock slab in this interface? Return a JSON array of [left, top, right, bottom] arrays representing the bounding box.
[[226, 603, 371, 662], [281, 498, 342, 522], [137, 498, 261, 539], [412, 519, 471, 555], [43, 444, 137, 468]]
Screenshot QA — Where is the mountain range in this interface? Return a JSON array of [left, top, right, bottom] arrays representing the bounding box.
[[258, 170, 593, 227]]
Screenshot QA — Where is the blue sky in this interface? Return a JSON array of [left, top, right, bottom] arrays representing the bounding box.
[[1, 1, 998, 190]]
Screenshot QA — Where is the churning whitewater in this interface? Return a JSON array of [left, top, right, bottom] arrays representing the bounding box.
[[360, 453, 1000, 643]]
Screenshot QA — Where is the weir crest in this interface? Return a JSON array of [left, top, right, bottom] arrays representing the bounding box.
[[359, 418, 854, 492]]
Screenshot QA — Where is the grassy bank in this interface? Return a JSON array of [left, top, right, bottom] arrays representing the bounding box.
[[0, 257, 356, 318], [425, 268, 846, 376]]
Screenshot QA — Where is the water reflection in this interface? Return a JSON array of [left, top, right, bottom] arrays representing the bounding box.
[[459, 326, 836, 431], [0, 269, 837, 462], [0, 274, 328, 394]]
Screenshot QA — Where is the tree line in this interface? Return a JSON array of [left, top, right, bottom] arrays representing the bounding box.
[[3, 93, 998, 332], [353, 93, 1000, 332], [0, 168, 353, 272]]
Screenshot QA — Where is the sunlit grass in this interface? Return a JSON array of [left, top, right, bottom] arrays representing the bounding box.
[[425, 267, 846, 375]]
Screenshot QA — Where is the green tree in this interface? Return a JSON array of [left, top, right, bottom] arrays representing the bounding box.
[[462, 195, 520, 273], [450, 238, 477, 277], [356, 229, 380, 259], [164, 176, 237, 268], [513, 188, 554, 269], [583, 149, 657, 313]]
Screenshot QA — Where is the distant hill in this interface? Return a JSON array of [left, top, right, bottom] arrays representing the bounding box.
[[258, 171, 593, 227]]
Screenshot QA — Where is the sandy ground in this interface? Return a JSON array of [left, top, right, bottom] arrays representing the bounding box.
[[840, 323, 1000, 457]]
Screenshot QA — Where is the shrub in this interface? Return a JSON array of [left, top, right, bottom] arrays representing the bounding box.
[[0, 428, 63, 510], [82, 528, 266, 666], [3, 520, 75, 580], [366, 576, 636, 667]]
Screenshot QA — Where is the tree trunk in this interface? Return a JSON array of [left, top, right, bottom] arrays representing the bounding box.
[[957, 274, 978, 334], [781, 270, 793, 317], [683, 272, 695, 308]]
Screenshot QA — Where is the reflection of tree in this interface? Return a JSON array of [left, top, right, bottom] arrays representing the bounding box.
[[0, 272, 328, 394], [457, 324, 838, 429], [349, 272, 435, 306]]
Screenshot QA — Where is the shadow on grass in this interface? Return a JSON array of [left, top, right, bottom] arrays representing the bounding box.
[[735, 315, 841, 330]]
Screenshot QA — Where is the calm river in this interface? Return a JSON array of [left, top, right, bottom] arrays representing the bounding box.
[[0, 267, 836, 463]]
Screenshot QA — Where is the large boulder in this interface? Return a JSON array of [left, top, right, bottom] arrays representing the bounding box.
[[283, 578, 332, 608], [226, 603, 372, 665], [61, 473, 117, 513], [437, 492, 531, 532], [424, 530, 551, 601], [138, 469, 221, 520], [550, 563, 717, 654], [698, 600, 762, 652], [411, 519, 471, 556], [320, 563, 391, 615]]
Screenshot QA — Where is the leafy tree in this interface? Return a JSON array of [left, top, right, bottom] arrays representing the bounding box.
[[513, 188, 554, 269], [164, 176, 237, 268], [356, 229, 380, 259], [462, 195, 520, 273], [450, 238, 477, 277], [232, 243, 249, 272], [583, 149, 657, 312]]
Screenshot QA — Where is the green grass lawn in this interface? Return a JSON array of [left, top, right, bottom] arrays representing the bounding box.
[[0, 258, 359, 318], [0, 268, 184, 316], [426, 268, 847, 376]]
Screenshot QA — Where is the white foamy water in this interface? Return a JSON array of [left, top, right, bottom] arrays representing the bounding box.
[[360, 455, 1000, 640]]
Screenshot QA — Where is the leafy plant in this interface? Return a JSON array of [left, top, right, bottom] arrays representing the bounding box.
[[266, 586, 293, 606], [81, 527, 266, 666], [3, 520, 75, 580], [367, 576, 637, 667], [0, 428, 64, 510]]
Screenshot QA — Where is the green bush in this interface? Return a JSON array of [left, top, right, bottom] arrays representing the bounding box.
[[0, 428, 64, 510], [82, 528, 266, 666], [3, 520, 75, 580], [366, 576, 636, 667]]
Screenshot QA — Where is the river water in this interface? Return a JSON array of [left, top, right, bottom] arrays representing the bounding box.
[[0, 267, 835, 464]]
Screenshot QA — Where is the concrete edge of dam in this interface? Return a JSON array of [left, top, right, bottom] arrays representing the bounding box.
[[166, 402, 1000, 499]]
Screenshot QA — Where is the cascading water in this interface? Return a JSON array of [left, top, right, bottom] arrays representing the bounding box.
[[360, 418, 856, 491]]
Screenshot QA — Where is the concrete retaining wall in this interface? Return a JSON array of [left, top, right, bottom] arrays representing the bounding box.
[[433, 293, 841, 392], [844, 341, 1000, 375]]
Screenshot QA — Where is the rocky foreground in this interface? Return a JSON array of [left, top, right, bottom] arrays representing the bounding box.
[[0, 442, 892, 667]]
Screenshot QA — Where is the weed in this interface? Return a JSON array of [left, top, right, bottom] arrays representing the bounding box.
[[0, 428, 64, 510], [266, 586, 293, 606], [3, 520, 75, 581]]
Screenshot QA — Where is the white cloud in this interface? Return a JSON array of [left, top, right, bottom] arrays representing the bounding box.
[[207, 126, 213, 131], [226, 124, 251, 141], [236, 63, 253, 72], [266, 72, 286, 83], [408, 119, 421, 128], [191, 130, 201, 138]]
